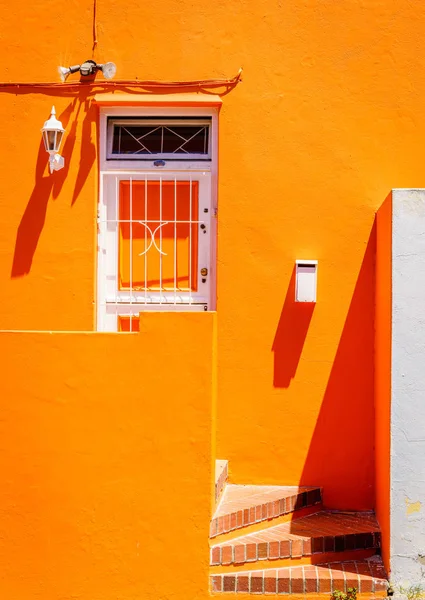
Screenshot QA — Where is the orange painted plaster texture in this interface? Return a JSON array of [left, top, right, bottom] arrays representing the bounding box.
[[0, 0, 422, 541], [0, 314, 214, 600]]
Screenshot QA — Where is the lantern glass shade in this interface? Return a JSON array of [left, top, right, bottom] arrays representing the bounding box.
[[43, 129, 63, 153], [55, 130, 64, 150], [41, 107, 65, 153]]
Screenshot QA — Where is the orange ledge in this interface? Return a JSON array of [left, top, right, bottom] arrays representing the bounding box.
[[93, 93, 223, 107]]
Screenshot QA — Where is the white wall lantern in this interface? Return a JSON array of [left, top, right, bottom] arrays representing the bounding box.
[[41, 106, 65, 173], [295, 260, 318, 303]]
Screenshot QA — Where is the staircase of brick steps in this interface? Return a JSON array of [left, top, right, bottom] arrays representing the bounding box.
[[210, 470, 388, 596]]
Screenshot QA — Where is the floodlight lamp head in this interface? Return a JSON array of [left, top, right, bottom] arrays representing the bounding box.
[[100, 61, 117, 80], [58, 66, 70, 82], [58, 64, 81, 82]]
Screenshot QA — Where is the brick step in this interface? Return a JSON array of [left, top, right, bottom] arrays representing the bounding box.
[[210, 485, 322, 539], [211, 511, 380, 567], [210, 557, 388, 595], [215, 460, 229, 504], [210, 549, 378, 574]]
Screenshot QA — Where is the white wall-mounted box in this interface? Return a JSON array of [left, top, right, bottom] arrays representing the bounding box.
[[295, 260, 318, 303]]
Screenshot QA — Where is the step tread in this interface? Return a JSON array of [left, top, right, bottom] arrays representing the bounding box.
[[210, 557, 388, 594], [211, 511, 380, 565]]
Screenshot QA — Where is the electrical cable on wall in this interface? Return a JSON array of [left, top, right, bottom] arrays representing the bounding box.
[[92, 0, 98, 55], [0, 68, 243, 90]]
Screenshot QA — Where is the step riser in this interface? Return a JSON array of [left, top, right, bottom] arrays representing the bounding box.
[[211, 533, 381, 566], [211, 576, 387, 595], [210, 549, 378, 573], [209, 594, 387, 599], [211, 561, 388, 595], [211, 488, 322, 538]]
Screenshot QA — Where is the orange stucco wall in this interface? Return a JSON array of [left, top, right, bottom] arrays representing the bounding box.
[[0, 314, 214, 599], [375, 196, 392, 573], [0, 4, 424, 586]]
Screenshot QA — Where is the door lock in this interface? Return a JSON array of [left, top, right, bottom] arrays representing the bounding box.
[[200, 268, 208, 277]]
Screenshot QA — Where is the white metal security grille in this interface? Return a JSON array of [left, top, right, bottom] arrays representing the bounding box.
[[97, 171, 213, 331]]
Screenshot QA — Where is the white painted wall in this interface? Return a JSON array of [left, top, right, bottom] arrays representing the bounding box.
[[391, 189, 425, 584]]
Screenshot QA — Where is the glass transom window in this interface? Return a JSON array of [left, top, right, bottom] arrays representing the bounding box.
[[107, 118, 211, 160]]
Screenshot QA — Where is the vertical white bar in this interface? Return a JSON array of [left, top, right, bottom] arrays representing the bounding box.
[[144, 176, 148, 305], [97, 172, 104, 331], [189, 175, 192, 304], [115, 176, 119, 331], [159, 176, 163, 304], [129, 177, 133, 332], [197, 174, 212, 310], [174, 177, 177, 305]]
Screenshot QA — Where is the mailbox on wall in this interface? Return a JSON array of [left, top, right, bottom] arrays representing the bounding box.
[[295, 260, 318, 303]]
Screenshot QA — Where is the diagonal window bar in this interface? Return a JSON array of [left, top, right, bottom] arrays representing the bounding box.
[[122, 127, 152, 154], [135, 125, 161, 142], [169, 127, 207, 153]]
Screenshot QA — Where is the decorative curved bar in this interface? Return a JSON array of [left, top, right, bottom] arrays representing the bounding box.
[[137, 221, 169, 256]]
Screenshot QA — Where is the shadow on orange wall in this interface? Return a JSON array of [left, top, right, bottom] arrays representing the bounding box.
[[272, 267, 315, 388], [10, 97, 95, 277], [71, 98, 96, 206], [297, 222, 376, 509], [11, 143, 65, 278]]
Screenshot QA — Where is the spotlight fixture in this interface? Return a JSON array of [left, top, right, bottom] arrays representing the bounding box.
[[57, 60, 117, 82], [58, 64, 81, 82], [101, 61, 117, 79]]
